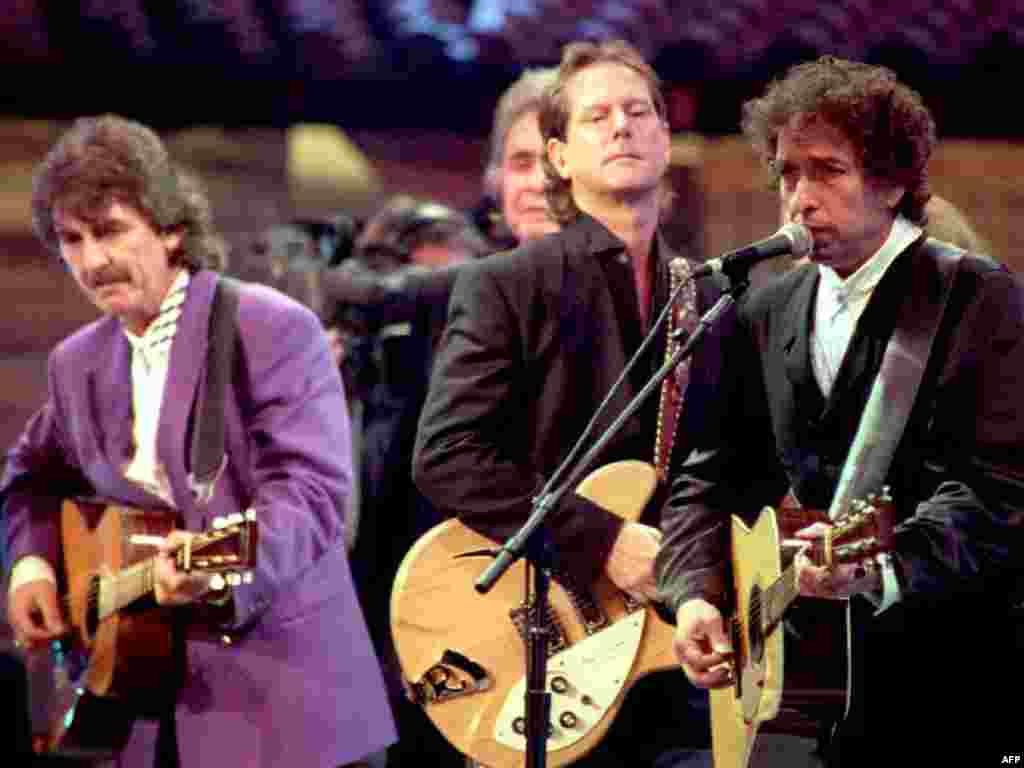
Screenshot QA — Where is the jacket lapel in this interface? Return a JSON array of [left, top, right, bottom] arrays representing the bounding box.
[[157, 270, 218, 512], [86, 320, 135, 470], [819, 250, 916, 423], [782, 267, 819, 394]]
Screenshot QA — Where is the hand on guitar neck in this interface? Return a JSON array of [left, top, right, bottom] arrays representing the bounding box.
[[154, 529, 230, 606], [792, 522, 883, 600]]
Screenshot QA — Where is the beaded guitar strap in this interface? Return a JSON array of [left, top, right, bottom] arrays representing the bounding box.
[[653, 258, 698, 484]]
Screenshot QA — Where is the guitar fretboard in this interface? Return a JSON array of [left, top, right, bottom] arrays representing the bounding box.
[[98, 559, 156, 620], [758, 563, 800, 633]]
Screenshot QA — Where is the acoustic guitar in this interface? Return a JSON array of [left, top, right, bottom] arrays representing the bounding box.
[[42, 498, 258, 760], [710, 491, 895, 768], [391, 460, 677, 768]]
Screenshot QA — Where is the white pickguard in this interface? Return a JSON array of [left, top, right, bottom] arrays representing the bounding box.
[[494, 610, 646, 751]]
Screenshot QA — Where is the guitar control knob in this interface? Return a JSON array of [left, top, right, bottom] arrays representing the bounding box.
[[559, 711, 578, 729], [513, 717, 526, 735], [550, 676, 570, 694]]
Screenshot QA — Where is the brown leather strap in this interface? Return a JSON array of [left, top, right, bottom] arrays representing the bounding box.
[[654, 258, 698, 483]]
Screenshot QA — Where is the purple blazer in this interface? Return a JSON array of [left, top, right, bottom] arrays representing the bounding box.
[[2, 270, 396, 767]]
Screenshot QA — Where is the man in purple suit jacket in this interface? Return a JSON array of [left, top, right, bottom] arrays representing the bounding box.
[[2, 115, 396, 767]]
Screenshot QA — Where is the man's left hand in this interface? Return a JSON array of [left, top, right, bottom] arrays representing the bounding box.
[[154, 530, 219, 606], [794, 522, 882, 600]]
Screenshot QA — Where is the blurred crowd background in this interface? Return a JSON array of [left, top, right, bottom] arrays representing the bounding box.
[[2, 2, 1021, 136], [1, 1, 1022, 451]]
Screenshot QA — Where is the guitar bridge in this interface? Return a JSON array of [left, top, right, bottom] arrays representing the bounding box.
[[407, 649, 491, 706]]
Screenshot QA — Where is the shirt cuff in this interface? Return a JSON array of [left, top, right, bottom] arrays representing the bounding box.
[[863, 553, 901, 614], [8, 556, 57, 593]]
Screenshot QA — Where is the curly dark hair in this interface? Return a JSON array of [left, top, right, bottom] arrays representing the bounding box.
[[539, 39, 668, 225], [741, 56, 937, 224], [32, 114, 225, 271]]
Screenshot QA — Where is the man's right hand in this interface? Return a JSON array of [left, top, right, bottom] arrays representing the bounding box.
[[8, 579, 66, 651], [604, 521, 662, 602], [673, 597, 733, 688]]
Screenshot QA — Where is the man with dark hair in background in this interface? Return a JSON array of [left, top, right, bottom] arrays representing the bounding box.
[[317, 66, 561, 334], [659, 56, 1024, 765], [2, 114, 395, 768], [338, 195, 490, 768], [413, 39, 719, 768]]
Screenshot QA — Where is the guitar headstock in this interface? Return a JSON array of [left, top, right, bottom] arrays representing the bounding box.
[[809, 488, 896, 569], [175, 509, 259, 587]]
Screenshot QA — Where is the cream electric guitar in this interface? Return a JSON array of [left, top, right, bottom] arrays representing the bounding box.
[[390, 460, 677, 768], [711, 492, 895, 768]]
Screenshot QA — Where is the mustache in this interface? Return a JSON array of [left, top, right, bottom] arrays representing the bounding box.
[[84, 264, 131, 290]]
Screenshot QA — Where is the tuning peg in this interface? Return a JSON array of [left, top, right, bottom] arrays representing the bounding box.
[[226, 572, 243, 587], [212, 516, 227, 530], [243, 572, 254, 584], [209, 573, 227, 591]]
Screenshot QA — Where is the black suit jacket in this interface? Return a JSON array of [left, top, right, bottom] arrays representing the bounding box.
[[413, 213, 731, 586], [656, 235, 1024, 748]]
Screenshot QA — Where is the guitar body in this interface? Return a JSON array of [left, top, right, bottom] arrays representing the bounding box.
[[710, 508, 786, 768], [46, 499, 257, 759], [50, 500, 180, 757], [711, 506, 851, 768], [61, 499, 180, 702], [391, 461, 677, 768]]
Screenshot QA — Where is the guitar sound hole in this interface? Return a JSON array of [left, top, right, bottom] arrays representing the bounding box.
[[747, 585, 764, 664], [86, 575, 101, 636]]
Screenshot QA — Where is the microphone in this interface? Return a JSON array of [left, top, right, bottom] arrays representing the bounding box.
[[693, 222, 813, 282]]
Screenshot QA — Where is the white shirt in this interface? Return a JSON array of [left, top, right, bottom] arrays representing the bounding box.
[[810, 215, 922, 612], [9, 271, 189, 593], [122, 269, 189, 505]]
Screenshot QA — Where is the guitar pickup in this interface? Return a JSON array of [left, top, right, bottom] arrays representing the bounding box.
[[509, 600, 569, 656], [554, 571, 609, 635], [407, 649, 491, 706]]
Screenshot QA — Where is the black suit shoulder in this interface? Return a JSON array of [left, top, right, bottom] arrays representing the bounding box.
[[738, 261, 817, 325]]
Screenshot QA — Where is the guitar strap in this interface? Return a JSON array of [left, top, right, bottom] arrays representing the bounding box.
[[653, 257, 698, 483], [826, 238, 963, 519], [187, 275, 241, 506]]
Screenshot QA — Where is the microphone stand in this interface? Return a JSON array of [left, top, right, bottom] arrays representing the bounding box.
[[474, 275, 750, 768]]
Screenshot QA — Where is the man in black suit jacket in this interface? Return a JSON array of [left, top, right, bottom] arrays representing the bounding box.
[[659, 56, 1024, 764], [414, 39, 725, 767]]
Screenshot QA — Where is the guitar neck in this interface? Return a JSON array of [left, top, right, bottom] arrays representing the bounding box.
[[99, 559, 157, 620], [760, 563, 800, 633]]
